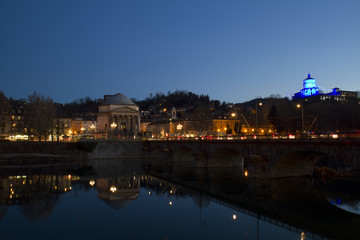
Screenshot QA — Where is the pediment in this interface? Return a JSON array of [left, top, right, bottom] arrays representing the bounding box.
[[111, 106, 139, 114]]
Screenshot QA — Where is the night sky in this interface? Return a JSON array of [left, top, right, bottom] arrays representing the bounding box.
[[1, 0, 360, 104]]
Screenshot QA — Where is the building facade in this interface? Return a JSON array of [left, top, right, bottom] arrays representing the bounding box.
[[97, 93, 140, 138], [145, 119, 241, 138], [81, 120, 97, 135]]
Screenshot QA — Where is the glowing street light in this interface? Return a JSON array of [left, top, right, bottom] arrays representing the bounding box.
[[255, 100, 263, 135], [110, 122, 117, 129], [89, 180, 95, 187], [297, 104, 304, 135], [110, 186, 117, 193]]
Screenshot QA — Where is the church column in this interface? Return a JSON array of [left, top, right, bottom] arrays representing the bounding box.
[[121, 115, 124, 132], [132, 116, 135, 133], [138, 116, 140, 133], [116, 115, 120, 131], [127, 116, 130, 132]]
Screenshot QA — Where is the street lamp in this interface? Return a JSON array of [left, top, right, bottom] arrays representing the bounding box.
[[110, 122, 117, 129], [297, 104, 304, 136], [176, 124, 183, 131], [255, 101, 262, 135]]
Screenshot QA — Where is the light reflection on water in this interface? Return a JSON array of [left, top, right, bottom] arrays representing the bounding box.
[[0, 161, 359, 240]]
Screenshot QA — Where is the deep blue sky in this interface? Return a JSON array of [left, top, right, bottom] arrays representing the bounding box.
[[1, 0, 359, 104]]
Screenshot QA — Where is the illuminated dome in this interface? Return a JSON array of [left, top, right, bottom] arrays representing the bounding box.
[[101, 93, 136, 106], [303, 73, 317, 89], [300, 73, 319, 97]]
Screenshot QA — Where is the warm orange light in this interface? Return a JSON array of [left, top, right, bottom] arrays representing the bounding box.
[[110, 186, 117, 193], [301, 232, 306, 240], [89, 180, 95, 186], [111, 122, 117, 129], [244, 170, 248, 177]]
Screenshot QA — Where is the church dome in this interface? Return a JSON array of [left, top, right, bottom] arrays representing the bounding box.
[[303, 73, 317, 89], [101, 93, 136, 106]]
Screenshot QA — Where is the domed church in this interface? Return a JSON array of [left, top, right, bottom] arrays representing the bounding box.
[[97, 93, 140, 138]]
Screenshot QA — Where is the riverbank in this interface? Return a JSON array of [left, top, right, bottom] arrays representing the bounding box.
[[0, 141, 97, 163]]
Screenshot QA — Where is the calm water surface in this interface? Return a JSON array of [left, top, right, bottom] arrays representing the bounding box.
[[0, 159, 359, 240]]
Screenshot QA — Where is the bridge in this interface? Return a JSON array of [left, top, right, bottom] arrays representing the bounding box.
[[89, 139, 360, 177]]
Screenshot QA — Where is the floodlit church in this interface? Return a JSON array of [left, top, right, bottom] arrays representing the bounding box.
[[293, 74, 358, 102], [97, 93, 140, 138]]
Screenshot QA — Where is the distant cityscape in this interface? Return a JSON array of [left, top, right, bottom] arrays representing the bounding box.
[[1, 74, 360, 141]]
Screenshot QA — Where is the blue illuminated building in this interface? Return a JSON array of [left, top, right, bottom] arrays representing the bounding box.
[[293, 74, 319, 99], [293, 74, 358, 102]]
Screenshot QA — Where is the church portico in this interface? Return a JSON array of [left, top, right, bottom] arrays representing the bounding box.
[[110, 114, 140, 133]]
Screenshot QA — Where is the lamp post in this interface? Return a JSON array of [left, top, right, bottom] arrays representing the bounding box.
[[255, 101, 262, 136], [297, 104, 304, 136], [110, 122, 117, 139], [231, 112, 238, 136], [176, 124, 183, 138]]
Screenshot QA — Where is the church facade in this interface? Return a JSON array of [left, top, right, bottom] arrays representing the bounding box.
[[97, 93, 140, 138]]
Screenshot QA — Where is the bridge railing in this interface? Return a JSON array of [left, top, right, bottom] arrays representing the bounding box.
[[145, 131, 360, 141]]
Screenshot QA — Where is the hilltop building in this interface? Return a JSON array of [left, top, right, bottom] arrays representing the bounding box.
[[293, 74, 358, 102]]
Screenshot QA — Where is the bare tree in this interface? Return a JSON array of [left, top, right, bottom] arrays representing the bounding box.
[[0, 91, 11, 139], [25, 92, 56, 141], [190, 105, 213, 135]]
